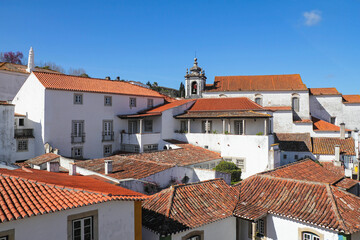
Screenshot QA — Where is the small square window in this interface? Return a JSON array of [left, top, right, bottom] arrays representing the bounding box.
[[284, 154, 287, 159], [103, 145, 112, 157], [147, 99, 154, 108], [104, 96, 112, 106], [144, 120, 153, 132], [236, 158, 246, 171], [19, 118, 24, 126], [72, 147, 83, 159], [17, 140, 28, 151], [74, 94, 83, 104], [330, 117, 336, 125], [129, 98, 136, 108]]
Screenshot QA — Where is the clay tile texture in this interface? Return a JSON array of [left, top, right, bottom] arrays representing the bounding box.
[[312, 137, 355, 155], [274, 133, 312, 152], [309, 88, 341, 95], [312, 117, 351, 132], [0, 169, 145, 223], [33, 71, 164, 98], [25, 153, 60, 166], [187, 97, 264, 112], [234, 174, 360, 234], [343, 95, 360, 104], [75, 145, 221, 180], [142, 179, 239, 235], [206, 74, 307, 92]]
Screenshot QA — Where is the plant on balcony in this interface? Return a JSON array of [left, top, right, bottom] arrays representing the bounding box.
[[225, 131, 229, 134], [214, 161, 242, 184], [212, 130, 218, 134], [256, 132, 263, 135]]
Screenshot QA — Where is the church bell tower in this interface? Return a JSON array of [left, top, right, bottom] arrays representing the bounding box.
[[185, 58, 206, 98]]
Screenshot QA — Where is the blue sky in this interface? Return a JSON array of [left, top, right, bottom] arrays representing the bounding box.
[[1, 0, 360, 93]]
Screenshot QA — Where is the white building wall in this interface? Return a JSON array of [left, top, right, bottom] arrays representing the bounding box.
[[343, 103, 360, 130], [0, 104, 15, 163], [0, 200, 136, 240], [310, 95, 343, 124], [280, 151, 315, 166], [0, 70, 28, 101], [272, 111, 293, 133], [13, 73, 46, 157]]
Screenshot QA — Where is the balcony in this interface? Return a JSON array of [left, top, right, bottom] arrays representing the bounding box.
[[71, 133, 86, 143], [102, 131, 114, 141], [14, 129, 34, 138]]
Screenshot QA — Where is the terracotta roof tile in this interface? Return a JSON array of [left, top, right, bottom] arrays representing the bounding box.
[[309, 88, 341, 95], [0, 168, 144, 197], [265, 106, 292, 111], [0, 170, 145, 223], [14, 113, 26, 117], [274, 133, 312, 152], [33, 71, 164, 98], [142, 179, 239, 235], [312, 137, 355, 155], [176, 110, 271, 119], [234, 175, 360, 234], [187, 97, 264, 112], [343, 95, 360, 104], [334, 178, 359, 190], [206, 74, 307, 92], [25, 153, 60, 166], [312, 117, 350, 131]]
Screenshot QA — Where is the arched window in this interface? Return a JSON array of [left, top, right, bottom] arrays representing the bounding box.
[[302, 232, 320, 240], [254, 94, 263, 106], [191, 82, 198, 94], [292, 94, 300, 112]]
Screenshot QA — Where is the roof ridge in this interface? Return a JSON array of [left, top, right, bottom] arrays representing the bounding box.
[[165, 187, 176, 218], [172, 178, 224, 189], [214, 73, 301, 77], [259, 159, 313, 175], [326, 184, 349, 233], [255, 174, 330, 186]]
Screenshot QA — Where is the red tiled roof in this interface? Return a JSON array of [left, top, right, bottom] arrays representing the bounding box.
[[322, 162, 346, 176], [206, 74, 307, 92], [142, 179, 239, 235], [294, 118, 313, 124], [14, 113, 26, 117], [260, 159, 342, 184], [0, 62, 61, 74], [343, 95, 360, 104], [33, 71, 164, 98], [312, 117, 350, 131], [312, 137, 355, 156], [0, 168, 144, 197], [274, 133, 312, 152], [25, 153, 60, 166], [175, 110, 271, 119], [0, 170, 146, 223], [0, 101, 14, 106], [234, 175, 360, 234], [335, 178, 359, 190], [265, 106, 292, 111], [187, 97, 264, 112], [309, 88, 341, 95]]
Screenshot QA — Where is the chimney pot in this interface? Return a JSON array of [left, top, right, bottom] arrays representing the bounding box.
[[116, 76, 120, 81], [105, 160, 113, 175], [69, 163, 77, 176], [105, 76, 111, 80], [334, 144, 341, 166]]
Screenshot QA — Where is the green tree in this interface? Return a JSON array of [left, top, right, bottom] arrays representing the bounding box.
[[214, 161, 242, 184], [179, 82, 185, 98]]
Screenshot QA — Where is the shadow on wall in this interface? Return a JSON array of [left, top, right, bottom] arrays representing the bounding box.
[[310, 97, 332, 122]]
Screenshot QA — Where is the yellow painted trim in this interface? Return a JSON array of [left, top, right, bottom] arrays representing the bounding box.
[[134, 201, 142, 240]]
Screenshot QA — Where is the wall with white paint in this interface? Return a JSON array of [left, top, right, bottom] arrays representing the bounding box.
[[0, 200, 137, 240], [0, 70, 28, 101], [0, 104, 15, 163]]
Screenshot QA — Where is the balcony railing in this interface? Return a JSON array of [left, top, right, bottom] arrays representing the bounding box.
[[71, 133, 86, 143], [102, 131, 114, 141], [14, 129, 34, 138]]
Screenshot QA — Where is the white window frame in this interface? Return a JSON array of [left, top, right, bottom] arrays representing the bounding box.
[[128, 120, 138, 134], [234, 120, 245, 135], [72, 147, 83, 159], [74, 93, 83, 105], [104, 96, 112, 106], [236, 158, 246, 172], [68, 210, 98, 240], [129, 97, 136, 108], [201, 120, 212, 133], [103, 145, 112, 157], [292, 94, 300, 112], [144, 120, 153, 132]]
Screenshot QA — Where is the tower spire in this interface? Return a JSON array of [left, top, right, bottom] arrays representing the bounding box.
[[26, 47, 34, 73]]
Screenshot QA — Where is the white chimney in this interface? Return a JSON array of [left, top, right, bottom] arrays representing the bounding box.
[[340, 123, 346, 139], [47, 161, 60, 172], [334, 144, 341, 166], [354, 129, 359, 159], [105, 160, 113, 175], [69, 163, 77, 176], [26, 47, 34, 73]]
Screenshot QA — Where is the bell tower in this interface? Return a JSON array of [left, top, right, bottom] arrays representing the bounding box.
[[185, 58, 206, 98]]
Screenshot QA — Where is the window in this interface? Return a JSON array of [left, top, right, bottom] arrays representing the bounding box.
[[292, 96, 300, 112], [180, 120, 188, 133], [128, 120, 138, 134], [191, 81, 198, 94], [283, 154, 287, 159], [144, 144, 158, 152], [181, 230, 204, 240], [201, 120, 212, 133], [0, 229, 14, 240], [102, 120, 113, 141], [129, 97, 136, 108], [68, 210, 98, 240], [236, 158, 246, 172], [256, 219, 265, 236], [17, 140, 28, 151], [234, 120, 245, 135], [147, 99, 154, 108], [74, 94, 83, 104], [302, 232, 320, 240], [72, 147, 83, 159], [104, 96, 112, 106], [72, 120, 85, 143], [103, 145, 112, 157], [295, 154, 299, 160], [19, 118, 24, 126], [255, 97, 262, 105], [330, 117, 336, 124], [224, 158, 232, 162], [144, 120, 153, 132]]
